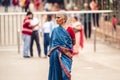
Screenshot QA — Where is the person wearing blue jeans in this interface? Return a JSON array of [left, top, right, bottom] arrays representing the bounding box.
[[43, 15, 54, 58], [22, 11, 38, 58], [83, 3, 92, 39], [22, 35, 31, 57], [43, 33, 50, 56]]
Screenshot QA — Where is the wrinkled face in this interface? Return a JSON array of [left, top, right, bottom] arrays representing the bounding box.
[[56, 14, 66, 25]]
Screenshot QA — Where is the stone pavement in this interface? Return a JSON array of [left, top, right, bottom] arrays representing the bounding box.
[[0, 39, 120, 80]]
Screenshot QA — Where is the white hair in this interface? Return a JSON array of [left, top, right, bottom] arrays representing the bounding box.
[[58, 11, 67, 22]]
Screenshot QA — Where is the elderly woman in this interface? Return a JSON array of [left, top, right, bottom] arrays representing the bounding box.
[[48, 12, 75, 80]]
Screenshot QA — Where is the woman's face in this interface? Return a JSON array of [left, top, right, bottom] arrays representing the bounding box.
[[72, 17, 77, 22], [56, 14, 66, 25]]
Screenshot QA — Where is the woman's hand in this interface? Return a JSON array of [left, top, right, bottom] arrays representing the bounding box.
[[73, 25, 82, 30]]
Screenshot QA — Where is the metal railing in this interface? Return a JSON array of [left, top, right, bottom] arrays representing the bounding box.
[[1, 10, 119, 53]]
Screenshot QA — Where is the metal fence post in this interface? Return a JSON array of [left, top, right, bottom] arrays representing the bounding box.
[[17, 28, 20, 53], [94, 26, 96, 52]]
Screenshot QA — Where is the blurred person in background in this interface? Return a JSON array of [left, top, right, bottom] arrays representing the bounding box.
[[73, 6, 79, 14], [44, 3, 52, 11], [66, 22, 76, 48], [22, 11, 39, 58], [71, 16, 84, 55], [42, 15, 54, 58], [22, 11, 34, 58], [47, 0, 64, 7], [112, 15, 117, 31], [2, 0, 10, 12], [52, 3, 59, 11], [90, 0, 100, 27], [33, 0, 41, 11], [29, 0, 35, 12], [12, 0, 19, 12], [65, 0, 73, 11], [83, 3, 92, 39], [72, 6, 82, 21], [19, 0, 25, 11], [59, 5, 66, 11], [39, 2, 44, 11], [24, 0, 30, 12], [30, 15, 41, 57]]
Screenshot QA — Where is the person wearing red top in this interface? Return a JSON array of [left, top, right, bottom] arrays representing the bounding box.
[[33, 0, 41, 11], [12, 0, 19, 6], [22, 11, 33, 58], [22, 13, 33, 35], [24, 0, 30, 12], [66, 26, 76, 56], [112, 15, 117, 31], [71, 16, 84, 55], [66, 26, 76, 46], [22, 11, 40, 58], [12, 0, 19, 12]]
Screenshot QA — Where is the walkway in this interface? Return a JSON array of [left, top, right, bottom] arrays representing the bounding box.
[[0, 39, 120, 80]]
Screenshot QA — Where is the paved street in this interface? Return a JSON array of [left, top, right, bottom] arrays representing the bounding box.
[[0, 39, 120, 80]]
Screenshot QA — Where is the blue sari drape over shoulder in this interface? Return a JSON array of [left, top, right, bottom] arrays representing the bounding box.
[[48, 26, 73, 80]]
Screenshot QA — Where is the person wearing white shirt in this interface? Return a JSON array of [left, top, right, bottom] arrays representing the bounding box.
[[30, 17, 41, 57], [42, 15, 54, 58]]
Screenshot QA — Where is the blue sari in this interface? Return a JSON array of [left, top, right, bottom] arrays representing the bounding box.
[[48, 26, 73, 80]]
